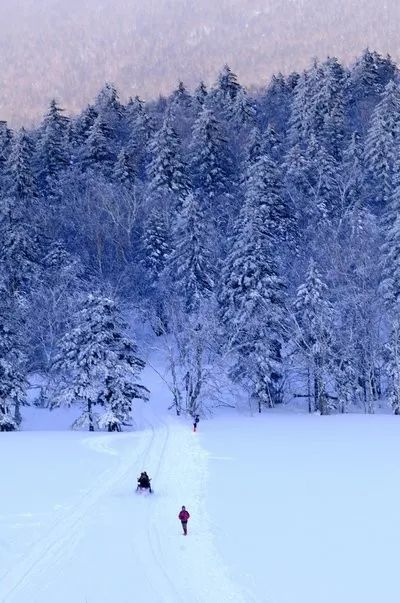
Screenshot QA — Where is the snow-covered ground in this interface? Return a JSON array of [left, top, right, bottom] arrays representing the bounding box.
[[1, 368, 400, 602]]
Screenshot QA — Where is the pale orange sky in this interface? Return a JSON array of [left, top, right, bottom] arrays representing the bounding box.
[[0, 0, 398, 126]]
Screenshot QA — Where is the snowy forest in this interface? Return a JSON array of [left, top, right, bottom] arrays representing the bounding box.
[[1, 48, 400, 431]]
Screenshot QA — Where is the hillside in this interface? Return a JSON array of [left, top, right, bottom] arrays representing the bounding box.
[[0, 0, 399, 125]]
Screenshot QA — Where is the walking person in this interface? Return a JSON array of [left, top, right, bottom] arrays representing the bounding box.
[[178, 505, 190, 535], [193, 414, 200, 432]]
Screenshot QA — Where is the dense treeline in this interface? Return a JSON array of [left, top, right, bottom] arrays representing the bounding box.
[[0, 49, 399, 430]]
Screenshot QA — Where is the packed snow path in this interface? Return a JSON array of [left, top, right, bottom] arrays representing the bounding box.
[[0, 409, 249, 603]]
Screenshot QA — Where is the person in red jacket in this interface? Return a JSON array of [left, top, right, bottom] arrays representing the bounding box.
[[178, 505, 190, 535]]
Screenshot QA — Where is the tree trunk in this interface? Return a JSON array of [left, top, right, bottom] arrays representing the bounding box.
[[88, 400, 95, 431]]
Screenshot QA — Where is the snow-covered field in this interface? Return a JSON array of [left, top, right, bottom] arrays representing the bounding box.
[[1, 371, 400, 602]]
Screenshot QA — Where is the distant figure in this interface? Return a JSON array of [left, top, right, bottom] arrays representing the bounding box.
[[193, 414, 200, 432], [178, 505, 190, 535], [137, 471, 152, 492]]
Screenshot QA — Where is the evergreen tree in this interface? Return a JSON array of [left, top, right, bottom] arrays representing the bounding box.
[[72, 104, 98, 146], [386, 318, 400, 415], [6, 128, 38, 201], [245, 152, 291, 244], [0, 121, 12, 179], [263, 124, 282, 163], [289, 58, 346, 155], [219, 178, 286, 409], [193, 81, 208, 112], [125, 96, 153, 179], [189, 106, 230, 201], [112, 148, 136, 187], [81, 114, 115, 176], [0, 296, 27, 430], [142, 206, 171, 284], [228, 87, 256, 126], [259, 72, 294, 134], [94, 82, 124, 138], [243, 126, 264, 169], [365, 80, 400, 209], [36, 100, 70, 190], [147, 111, 189, 203], [340, 132, 365, 214], [381, 152, 400, 309], [209, 65, 242, 118], [53, 294, 149, 431], [216, 64, 241, 101], [170, 81, 192, 113], [288, 69, 314, 147], [293, 259, 334, 414], [2, 130, 43, 297], [347, 49, 397, 134], [166, 192, 215, 314]]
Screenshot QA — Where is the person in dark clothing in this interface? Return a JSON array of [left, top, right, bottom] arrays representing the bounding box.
[[137, 471, 152, 491], [178, 505, 190, 535], [193, 414, 200, 432]]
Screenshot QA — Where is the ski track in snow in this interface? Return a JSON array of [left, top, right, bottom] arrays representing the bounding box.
[[0, 408, 250, 603]]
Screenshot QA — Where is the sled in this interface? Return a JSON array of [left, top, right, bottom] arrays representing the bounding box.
[[136, 479, 153, 494]]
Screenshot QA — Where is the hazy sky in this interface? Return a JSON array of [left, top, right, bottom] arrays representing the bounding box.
[[0, 0, 399, 126]]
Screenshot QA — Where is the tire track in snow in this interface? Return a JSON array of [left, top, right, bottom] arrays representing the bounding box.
[[147, 417, 254, 603], [0, 430, 155, 603], [131, 410, 186, 603], [0, 409, 255, 603], [137, 405, 253, 603]]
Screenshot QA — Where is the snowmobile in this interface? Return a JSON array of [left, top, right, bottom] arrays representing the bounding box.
[[136, 473, 153, 494]]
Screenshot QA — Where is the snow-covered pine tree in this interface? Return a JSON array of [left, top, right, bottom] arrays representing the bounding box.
[[243, 126, 264, 170], [169, 81, 192, 114], [365, 80, 400, 210], [142, 206, 171, 284], [289, 58, 346, 156], [386, 318, 400, 415], [1, 129, 43, 298], [381, 152, 400, 309], [315, 57, 346, 158], [263, 124, 283, 163], [72, 104, 98, 147], [125, 96, 153, 179], [81, 114, 116, 176], [6, 128, 38, 201], [288, 70, 313, 147], [193, 81, 208, 113], [94, 82, 124, 140], [259, 72, 294, 134], [304, 134, 340, 222], [293, 259, 334, 414], [216, 64, 241, 101], [228, 87, 256, 126], [112, 148, 136, 188], [347, 49, 397, 135], [189, 106, 230, 204], [380, 151, 400, 414], [208, 64, 242, 118], [339, 132, 365, 216], [147, 110, 189, 206], [36, 100, 70, 192], [245, 152, 291, 244], [219, 173, 286, 410], [53, 294, 149, 431], [166, 191, 215, 314], [0, 294, 27, 430], [0, 121, 12, 181]]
